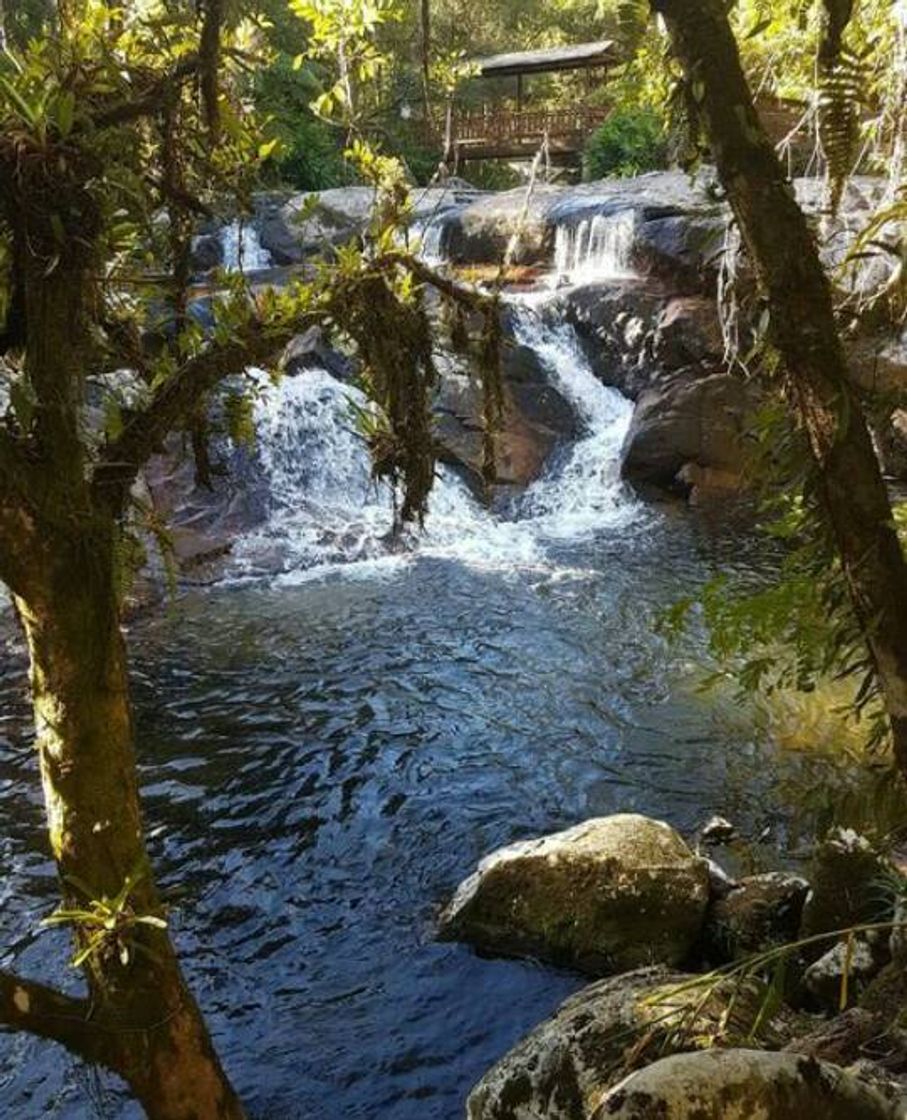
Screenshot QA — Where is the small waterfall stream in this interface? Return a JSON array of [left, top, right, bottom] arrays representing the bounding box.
[[550, 211, 636, 286], [234, 300, 638, 580], [219, 220, 272, 272]]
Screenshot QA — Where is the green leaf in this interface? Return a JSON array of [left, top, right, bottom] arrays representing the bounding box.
[[746, 17, 773, 39], [0, 73, 39, 127], [135, 915, 168, 929], [53, 90, 75, 137]]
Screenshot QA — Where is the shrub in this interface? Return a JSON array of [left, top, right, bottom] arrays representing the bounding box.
[[583, 108, 669, 181], [274, 116, 351, 191]]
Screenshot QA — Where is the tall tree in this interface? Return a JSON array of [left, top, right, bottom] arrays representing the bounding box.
[[648, 0, 907, 776]]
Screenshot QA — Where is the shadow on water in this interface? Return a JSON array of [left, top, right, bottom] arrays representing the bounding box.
[[2, 507, 904, 1119]]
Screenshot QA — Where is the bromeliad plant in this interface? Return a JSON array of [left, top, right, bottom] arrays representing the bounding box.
[[41, 866, 167, 970]]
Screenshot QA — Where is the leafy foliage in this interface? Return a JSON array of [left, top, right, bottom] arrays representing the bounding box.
[[659, 395, 890, 754], [817, 0, 863, 214], [583, 107, 668, 180]]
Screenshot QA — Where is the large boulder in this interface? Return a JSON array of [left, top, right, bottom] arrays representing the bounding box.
[[561, 280, 671, 399], [619, 372, 756, 492], [437, 185, 560, 265], [633, 211, 726, 290], [190, 232, 224, 274], [650, 297, 725, 370], [433, 335, 579, 491], [592, 1049, 896, 1119], [467, 969, 679, 1120], [257, 187, 375, 264], [257, 183, 482, 265], [439, 814, 710, 975], [799, 828, 893, 943], [467, 969, 794, 1120]]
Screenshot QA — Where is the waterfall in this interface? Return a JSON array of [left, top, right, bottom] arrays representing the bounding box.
[[407, 214, 447, 266], [234, 369, 397, 574], [550, 211, 636, 287], [234, 302, 638, 580], [219, 221, 272, 273], [510, 304, 637, 536]]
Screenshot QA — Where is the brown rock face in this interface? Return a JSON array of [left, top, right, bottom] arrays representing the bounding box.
[[700, 871, 810, 963]]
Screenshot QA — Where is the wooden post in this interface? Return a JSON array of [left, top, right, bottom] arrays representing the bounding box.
[[516, 73, 523, 113]]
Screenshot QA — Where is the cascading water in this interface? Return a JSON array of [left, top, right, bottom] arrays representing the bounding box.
[[233, 297, 638, 581], [512, 305, 638, 535], [551, 210, 636, 287], [219, 220, 272, 273], [404, 213, 448, 267]]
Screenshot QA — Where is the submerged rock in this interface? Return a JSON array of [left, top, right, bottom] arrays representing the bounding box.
[[439, 814, 710, 975], [592, 1049, 896, 1119]]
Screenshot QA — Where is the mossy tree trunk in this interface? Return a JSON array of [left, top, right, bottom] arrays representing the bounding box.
[[0, 153, 246, 1120], [651, 0, 907, 777], [13, 527, 245, 1120]]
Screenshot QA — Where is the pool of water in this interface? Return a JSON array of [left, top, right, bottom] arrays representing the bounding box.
[[0, 300, 883, 1118], [0, 509, 867, 1120]]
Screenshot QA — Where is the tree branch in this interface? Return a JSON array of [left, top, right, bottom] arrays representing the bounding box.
[[91, 317, 314, 510], [90, 253, 490, 514], [0, 970, 113, 1069], [384, 252, 497, 312], [87, 57, 200, 132]]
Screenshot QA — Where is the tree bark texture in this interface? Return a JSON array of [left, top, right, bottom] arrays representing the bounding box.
[[0, 146, 246, 1118]]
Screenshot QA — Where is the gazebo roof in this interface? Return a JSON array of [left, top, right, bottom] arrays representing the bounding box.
[[475, 40, 618, 79]]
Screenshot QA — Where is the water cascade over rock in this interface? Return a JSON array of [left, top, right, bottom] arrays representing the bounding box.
[[232, 301, 638, 580], [219, 219, 273, 273], [551, 211, 637, 287]]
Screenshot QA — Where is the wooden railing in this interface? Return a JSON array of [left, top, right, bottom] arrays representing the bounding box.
[[452, 106, 609, 147]]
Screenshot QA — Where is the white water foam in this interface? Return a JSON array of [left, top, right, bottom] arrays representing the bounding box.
[[551, 211, 636, 287], [511, 305, 637, 537], [233, 300, 638, 580], [220, 221, 272, 273], [404, 214, 447, 267]]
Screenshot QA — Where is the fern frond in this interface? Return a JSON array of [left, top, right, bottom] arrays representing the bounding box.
[[817, 1, 863, 215]]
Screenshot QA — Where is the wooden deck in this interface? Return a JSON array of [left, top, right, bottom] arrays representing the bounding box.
[[451, 107, 609, 162]]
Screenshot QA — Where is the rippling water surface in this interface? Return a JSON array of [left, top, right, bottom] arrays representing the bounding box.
[[0, 305, 867, 1118]]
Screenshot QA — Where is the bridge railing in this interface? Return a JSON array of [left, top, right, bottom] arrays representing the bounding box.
[[452, 106, 609, 147]]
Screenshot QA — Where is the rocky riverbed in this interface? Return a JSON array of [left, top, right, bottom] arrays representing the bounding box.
[[439, 812, 907, 1120]]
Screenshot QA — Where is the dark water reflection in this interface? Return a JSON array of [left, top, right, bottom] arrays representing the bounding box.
[[0, 509, 893, 1117]]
